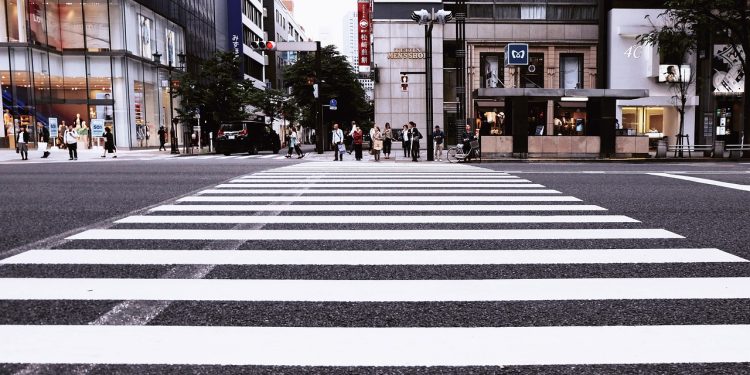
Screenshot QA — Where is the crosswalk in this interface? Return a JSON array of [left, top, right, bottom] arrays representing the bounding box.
[[0, 153, 293, 165], [1, 162, 749, 372]]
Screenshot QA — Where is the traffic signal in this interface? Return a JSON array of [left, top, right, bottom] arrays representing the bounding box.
[[250, 40, 276, 51], [400, 74, 408, 92]]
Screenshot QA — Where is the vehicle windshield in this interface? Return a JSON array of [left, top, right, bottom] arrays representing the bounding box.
[[220, 123, 243, 132]]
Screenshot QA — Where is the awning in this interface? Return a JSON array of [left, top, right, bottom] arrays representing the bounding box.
[[475, 88, 649, 100]]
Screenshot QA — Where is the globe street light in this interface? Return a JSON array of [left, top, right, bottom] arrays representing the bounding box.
[[410, 8, 453, 161]]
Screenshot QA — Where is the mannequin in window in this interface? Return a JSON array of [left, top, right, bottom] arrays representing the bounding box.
[[3, 110, 13, 148]]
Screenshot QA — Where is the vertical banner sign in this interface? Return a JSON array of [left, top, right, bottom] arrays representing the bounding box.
[[357, 0, 371, 66], [48, 118, 58, 138], [227, 0, 244, 78]]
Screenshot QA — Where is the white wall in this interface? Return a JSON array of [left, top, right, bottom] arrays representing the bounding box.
[[608, 8, 698, 143]]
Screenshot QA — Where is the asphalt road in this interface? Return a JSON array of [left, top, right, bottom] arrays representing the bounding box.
[[1, 158, 749, 374]]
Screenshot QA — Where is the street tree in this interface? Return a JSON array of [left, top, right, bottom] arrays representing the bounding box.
[[284, 45, 370, 131], [172, 52, 255, 132], [637, 12, 697, 156], [656, 0, 750, 152], [249, 88, 288, 127]]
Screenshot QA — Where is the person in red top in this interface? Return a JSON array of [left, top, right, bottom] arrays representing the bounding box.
[[353, 125, 364, 161]]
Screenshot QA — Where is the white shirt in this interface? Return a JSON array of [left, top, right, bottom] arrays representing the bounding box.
[[17, 132, 26, 144], [64, 130, 78, 144], [331, 129, 343, 143]]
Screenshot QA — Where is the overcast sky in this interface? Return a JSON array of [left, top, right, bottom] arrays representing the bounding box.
[[292, 0, 357, 52]]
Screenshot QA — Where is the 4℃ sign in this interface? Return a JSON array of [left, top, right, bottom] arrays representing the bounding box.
[[504, 43, 529, 66]]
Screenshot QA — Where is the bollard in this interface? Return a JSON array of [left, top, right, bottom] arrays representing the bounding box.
[[656, 139, 667, 158], [712, 140, 725, 158]]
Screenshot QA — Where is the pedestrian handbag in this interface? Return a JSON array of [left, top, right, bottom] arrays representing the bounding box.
[[338, 143, 346, 153]]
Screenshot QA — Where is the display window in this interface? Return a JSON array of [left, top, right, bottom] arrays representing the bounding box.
[[553, 105, 587, 136], [621, 107, 665, 137], [480, 53, 504, 89]]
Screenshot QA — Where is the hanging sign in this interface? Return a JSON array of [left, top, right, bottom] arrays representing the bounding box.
[[357, 0, 371, 66]]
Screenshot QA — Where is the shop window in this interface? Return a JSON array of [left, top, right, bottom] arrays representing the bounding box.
[[527, 102, 547, 135], [560, 54, 583, 89], [28, 0, 47, 46], [84, 0, 111, 51], [547, 5, 598, 21], [553, 106, 587, 136], [621, 107, 665, 137], [59, 1, 85, 50], [520, 53, 544, 88], [480, 53, 504, 89], [45, 1, 62, 50]]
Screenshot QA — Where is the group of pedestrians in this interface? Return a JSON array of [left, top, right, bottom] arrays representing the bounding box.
[[332, 121, 435, 162], [285, 125, 305, 159], [14, 124, 117, 161]]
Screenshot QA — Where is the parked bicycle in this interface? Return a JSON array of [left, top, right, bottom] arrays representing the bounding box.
[[446, 140, 480, 163]]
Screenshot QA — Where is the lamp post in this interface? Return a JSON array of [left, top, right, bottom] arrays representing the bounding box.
[[411, 8, 453, 161], [154, 51, 186, 154]]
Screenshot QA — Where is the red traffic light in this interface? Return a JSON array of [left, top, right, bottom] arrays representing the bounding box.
[[251, 40, 276, 51]]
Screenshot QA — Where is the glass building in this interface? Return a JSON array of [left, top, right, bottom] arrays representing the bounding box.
[[0, 0, 218, 150]]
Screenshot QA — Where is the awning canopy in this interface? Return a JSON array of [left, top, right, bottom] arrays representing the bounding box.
[[475, 88, 649, 100]]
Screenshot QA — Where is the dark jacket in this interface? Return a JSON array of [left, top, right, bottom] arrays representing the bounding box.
[[433, 130, 444, 145], [409, 128, 422, 147], [17, 130, 30, 143], [104, 132, 115, 149]]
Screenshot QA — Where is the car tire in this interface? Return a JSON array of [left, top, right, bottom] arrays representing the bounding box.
[[249, 145, 258, 155]]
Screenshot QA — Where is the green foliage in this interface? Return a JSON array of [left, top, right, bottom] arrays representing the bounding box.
[[284, 45, 370, 129], [249, 88, 288, 124], [172, 52, 255, 128], [636, 12, 696, 63]]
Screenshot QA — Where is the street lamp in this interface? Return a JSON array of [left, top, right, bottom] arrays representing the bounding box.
[[154, 51, 186, 154], [410, 8, 453, 161]]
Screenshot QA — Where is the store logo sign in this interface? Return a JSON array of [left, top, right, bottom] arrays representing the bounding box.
[[504, 43, 529, 66]]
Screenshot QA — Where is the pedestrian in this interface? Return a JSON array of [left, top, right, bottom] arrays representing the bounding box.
[[353, 125, 364, 161], [291, 126, 304, 158], [462, 124, 475, 161], [64, 124, 79, 160], [16, 125, 30, 160], [383, 123, 393, 159], [372, 125, 383, 161], [409, 121, 422, 162], [348, 121, 358, 154], [369, 125, 376, 156], [39, 122, 51, 159], [158, 125, 167, 151], [402, 124, 410, 158], [433, 125, 445, 161], [101, 126, 117, 158], [331, 123, 344, 161], [285, 127, 295, 158]]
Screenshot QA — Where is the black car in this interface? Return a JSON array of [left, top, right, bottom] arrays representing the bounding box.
[[216, 120, 281, 155]]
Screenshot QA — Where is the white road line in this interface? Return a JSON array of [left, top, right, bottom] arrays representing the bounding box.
[[238, 177, 522, 181], [233, 178, 525, 183], [67, 228, 681, 241], [217, 156, 237, 160], [274, 156, 289, 160], [259, 154, 279, 159], [252, 173, 512, 176], [236, 155, 256, 159], [150, 204, 607, 212], [1, 277, 746, 302], [221, 183, 544, 188], [177, 196, 582, 203], [4, 248, 742, 265], [649, 173, 750, 192], [3, 324, 750, 366], [115, 214, 637, 224], [200, 189, 563, 195]]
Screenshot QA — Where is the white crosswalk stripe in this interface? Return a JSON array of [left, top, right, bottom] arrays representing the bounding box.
[[1, 161, 748, 371]]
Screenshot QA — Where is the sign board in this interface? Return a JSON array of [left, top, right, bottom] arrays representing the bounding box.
[[357, 0, 371, 66], [504, 43, 529, 66], [227, 0, 244, 77], [329, 99, 338, 110], [49, 118, 58, 138], [91, 119, 105, 137], [275, 42, 318, 52]]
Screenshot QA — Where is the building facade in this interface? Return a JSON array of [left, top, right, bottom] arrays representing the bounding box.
[[344, 10, 375, 102], [228, 0, 265, 87], [1, 0, 222, 151], [262, 0, 307, 91]]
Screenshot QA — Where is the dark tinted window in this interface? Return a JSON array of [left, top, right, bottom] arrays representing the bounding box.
[[221, 123, 244, 131]]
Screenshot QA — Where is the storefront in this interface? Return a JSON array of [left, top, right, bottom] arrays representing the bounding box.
[[0, 0, 185, 150]]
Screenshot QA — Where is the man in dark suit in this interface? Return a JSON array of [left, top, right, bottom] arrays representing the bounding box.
[[408, 121, 422, 162], [462, 124, 476, 161]]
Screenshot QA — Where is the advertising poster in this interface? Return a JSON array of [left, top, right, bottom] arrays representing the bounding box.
[[658, 65, 691, 83], [713, 45, 745, 93], [49, 118, 58, 138], [480, 54, 502, 88], [165, 29, 176, 66], [357, 0, 371, 66], [139, 14, 153, 58], [91, 119, 105, 138]]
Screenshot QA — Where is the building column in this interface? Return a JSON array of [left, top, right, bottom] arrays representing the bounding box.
[[590, 98, 616, 157], [508, 97, 528, 156]]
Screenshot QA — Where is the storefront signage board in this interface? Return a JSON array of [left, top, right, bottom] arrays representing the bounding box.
[[387, 48, 425, 59], [49, 118, 58, 138], [91, 119, 105, 138], [504, 43, 529, 66]]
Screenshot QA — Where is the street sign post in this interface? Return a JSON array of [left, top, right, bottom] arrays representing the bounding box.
[[329, 99, 337, 111]]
